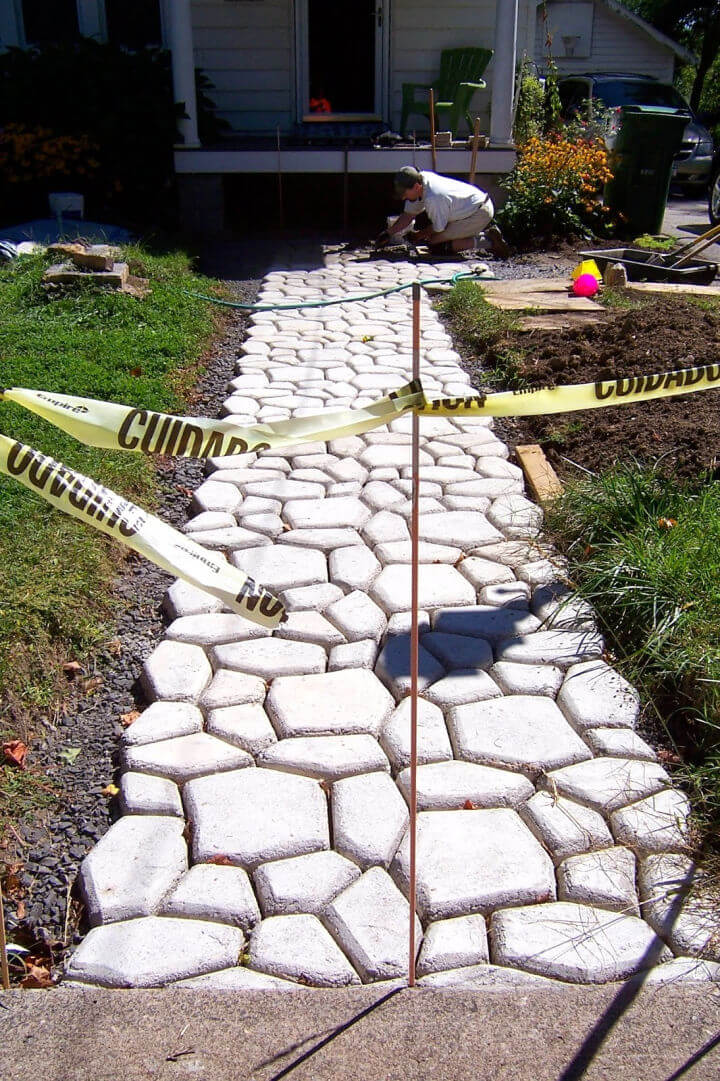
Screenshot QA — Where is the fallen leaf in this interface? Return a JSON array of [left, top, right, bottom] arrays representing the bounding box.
[[657, 517, 677, 530], [82, 675, 104, 694], [130, 367, 143, 377], [101, 783, 120, 798], [120, 710, 141, 727], [463, 799, 475, 810], [206, 854, 233, 866], [657, 748, 682, 765], [20, 963, 53, 989], [59, 747, 82, 765], [106, 638, 122, 656], [2, 740, 28, 769], [16, 900, 26, 920], [63, 661, 82, 678]]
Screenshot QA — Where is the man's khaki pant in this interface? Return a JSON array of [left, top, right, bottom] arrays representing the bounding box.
[[431, 198, 494, 242]]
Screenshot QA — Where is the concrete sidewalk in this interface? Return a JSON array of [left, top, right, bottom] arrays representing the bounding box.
[[1, 984, 719, 1080]]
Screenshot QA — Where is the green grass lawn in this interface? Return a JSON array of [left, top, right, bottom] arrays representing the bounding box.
[[0, 247, 218, 732]]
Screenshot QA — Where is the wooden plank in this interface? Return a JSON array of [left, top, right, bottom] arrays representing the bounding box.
[[625, 280, 720, 298], [515, 444, 563, 504], [517, 312, 604, 331], [480, 278, 602, 313]]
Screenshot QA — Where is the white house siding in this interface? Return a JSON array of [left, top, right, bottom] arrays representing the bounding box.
[[534, 1, 675, 81], [192, 0, 294, 132]]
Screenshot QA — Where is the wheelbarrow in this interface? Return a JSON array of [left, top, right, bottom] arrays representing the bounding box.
[[582, 221, 720, 285]]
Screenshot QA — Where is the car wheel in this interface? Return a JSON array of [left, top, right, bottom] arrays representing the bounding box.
[[709, 167, 720, 225]]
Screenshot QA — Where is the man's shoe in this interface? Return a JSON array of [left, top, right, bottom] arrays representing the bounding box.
[[485, 223, 510, 260]]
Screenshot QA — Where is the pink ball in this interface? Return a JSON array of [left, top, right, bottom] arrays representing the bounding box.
[[573, 273, 600, 298]]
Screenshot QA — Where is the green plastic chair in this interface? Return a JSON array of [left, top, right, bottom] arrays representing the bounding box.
[[400, 47, 493, 136]]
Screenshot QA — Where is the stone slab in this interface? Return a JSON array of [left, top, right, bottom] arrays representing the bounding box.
[[184, 768, 329, 868], [328, 546, 381, 592], [266, 669, 394, 738], [119, 772, 183, 818], [160, 864, 261, 928], [519, 791, 614, 865], [328, 639, 378, 671], [248, 914, 360, 986], [496, 631, 605, 668], [141, 641, 212, 703], [610, 788, 691, 853], [379, 697, 452, 772], [282, 582, 345, 612], [421, 632, 494, 672], [231, 546, 327, 592], [558, 847, 639, 914], [490, 662, 564, 698], [199, 670, 266, 710], [165, 613, 270, 646], [417, 915, 489, 977], [417, 512, 503, 550], [332, 771, 409, 868], [253, 850, 361, 916], [124, 733, 253, 784], [206, 703, 277, 755], [258, 734, 390, 781], [375, 635, 446, 700], [639, 854, 719, 960], [542, 757, 670, 814], [433, 606, 541, 645], [275, 610, 346, 648], [211, 638, 327, 679], [397, 760, 534, 811], [371, 565, 475, 615], [121, 702, 203, 747], [558, 660, 640, 732]]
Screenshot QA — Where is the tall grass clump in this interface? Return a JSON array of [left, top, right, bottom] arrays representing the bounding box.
[[439, 281, 525, 388], [547, 464, 720, 838]]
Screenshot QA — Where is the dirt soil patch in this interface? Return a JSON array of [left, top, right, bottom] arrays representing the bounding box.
[[463, 296, 720, 481]]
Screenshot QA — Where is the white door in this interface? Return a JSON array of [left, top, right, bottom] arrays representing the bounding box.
[[296, 0, 388, 121]]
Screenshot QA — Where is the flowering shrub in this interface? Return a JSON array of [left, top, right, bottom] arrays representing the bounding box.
[[0, 124, 100, 186], [497, 134, 615, 243]]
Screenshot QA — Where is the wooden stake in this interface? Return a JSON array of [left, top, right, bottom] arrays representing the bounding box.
[[469, 116, 481, 186], [429, 90, 437, 172], [0, 879, 10, 991], [408, 282, 421, 988]]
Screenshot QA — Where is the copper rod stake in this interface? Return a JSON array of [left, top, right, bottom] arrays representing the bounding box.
[[429, 89, 437, 172], [408, 282, 421, 988]]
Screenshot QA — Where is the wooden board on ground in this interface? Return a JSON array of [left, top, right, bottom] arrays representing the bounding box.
[[625, 280, 720, 298], [515, 444, 563, 503], [480, 278, 603, 313], [517, 311, 604, 331]]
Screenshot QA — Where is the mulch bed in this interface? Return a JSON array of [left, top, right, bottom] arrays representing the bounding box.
[[464, 296, 720, 481]]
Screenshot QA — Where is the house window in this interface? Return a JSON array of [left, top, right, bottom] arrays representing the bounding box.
[[105, 0, 162, 49], [21, 0, 79, 44]]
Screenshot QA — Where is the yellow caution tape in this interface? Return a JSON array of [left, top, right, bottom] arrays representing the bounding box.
[[0, 435, 285, 628], [0, 383, 423, 457]]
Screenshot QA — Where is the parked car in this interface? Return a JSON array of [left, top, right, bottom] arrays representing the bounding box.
[[558, 73, 714, 192], [709, 145, 720, 225]]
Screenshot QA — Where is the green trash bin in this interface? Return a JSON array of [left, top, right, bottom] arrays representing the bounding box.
[[604, 106, 688, 234]]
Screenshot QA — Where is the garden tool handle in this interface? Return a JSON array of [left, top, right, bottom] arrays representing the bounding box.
[[671, 222, 720, 267]]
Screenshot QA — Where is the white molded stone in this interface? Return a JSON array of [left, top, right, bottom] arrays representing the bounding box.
[[160, 864, 261, 928], [325, 867, 421, 981], [392, 809, 555, 920], [610, 788, 691, 853], [243, 479, 326, 501], [421, 632, 493, 671], [239, 513, 285, 538], [417, 964, 559, 989], [282, 582, 344, 612], [211, 638, 327, 679], [519, 791, 614, 865], [121, 702, 203, 747], [332, 771, 408, 868], [166, 613, 270, 646], [248, 914, 360, 986], [490, 902, 672, 983], [184, 526, 272, 551], [184, 768, 329, 868], [433, 606, 541, 645], [387, 610, 431, 636], [325, 590, 387, 642], [449, 696, 591, 777], [374, 541, 462, 565], [456, 557, 515, 589], [240, 496, 282, 516], [231, 545, 327, 592], [418, 511, 503, 550], [542, 757, 670, 814], [416, 915, 489, 976], [65, 917, 244, 988], [398, 760, 534, 811], [558, 847, 638, 913], [254, 851, 361, 916], [442, 495, 492, 513], [328, 459, 369, 483], [516, 559, 566, 588], [362, 510, 410, 546], [182, 511, 236, 533], [490, 661, 564, 697], [124, 733, 253, 783], [496, 630, 605, 668], [641, 958, 720, 985], [258, 734, 389, 781], [79, 816, 186, 925], [207, 703, 277, 754], [163, 579, 223, 620], [586, 728, 658, 761], [380, 697, 452, 772], [475, 457, 523, 480], [119, 772, 183, 817], [371, 565, 474, 615], [266, 669, 394, 738], [284, 496, 372, 530], [638, 854, 719, 960], [276, 610, 346, 648], [557, 660, 640, 732], [141, 641, 212, 703], [533, 590, 596, 631], [200, 669, 266, 710], [423, 669, 502, 709], [478, 582, 530, 608], [361, 480, 405, 511], [359, 445, 421, 470], [328, 545, 381, 592], [192, 480, 242, 515], [487, 494, 543, 539], [328, 639, 378, 671], [175, 966, 303, 990], [445, 479, 516, 499], [375, 635, 445, 700], [473, 540, 549, 568]]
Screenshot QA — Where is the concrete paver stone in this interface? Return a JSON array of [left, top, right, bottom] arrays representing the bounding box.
[[328, 545, 381, 592], [519, 791, 614, 865], [123, 733, 253, 784], [397, 760, 534, 811], [206, 703, 278, 755], [160, 864, 261, 928], [542, 757, 670, 814], [253, 851, 361, 916], [266, 669, 394, 738], [332, 771, 409, 868], [119, 772, 183, 818], [79, 816, 187, 925], [490, 902, 672, 983], [121, 702, 203, 747], [490, 661, 564, 697], [639, 854, 719, 960], [371, 564, 475, 615], [325, 590, 387, 642], [375, 634, 445, 700], [141, 641, 212, 703], [211, 638, 327, 679], [610, 788, 691, 853], [433, 606, 541, 645], [496, 630, 605, 668], [416, 914, 489, 976], [328, 639, 378, 670], [379, 696, 452, 772], [558, 660, 640, 732], [231, 545, 327, 592], [258, 734, 390, 781], [248, 914, 360, 986], [166, 613, 271, 646], [199, 670, 266, 709], [557, 847, 639, 914]]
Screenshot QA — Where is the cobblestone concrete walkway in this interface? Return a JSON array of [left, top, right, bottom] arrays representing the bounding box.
[[65, 255, 717, 990]]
